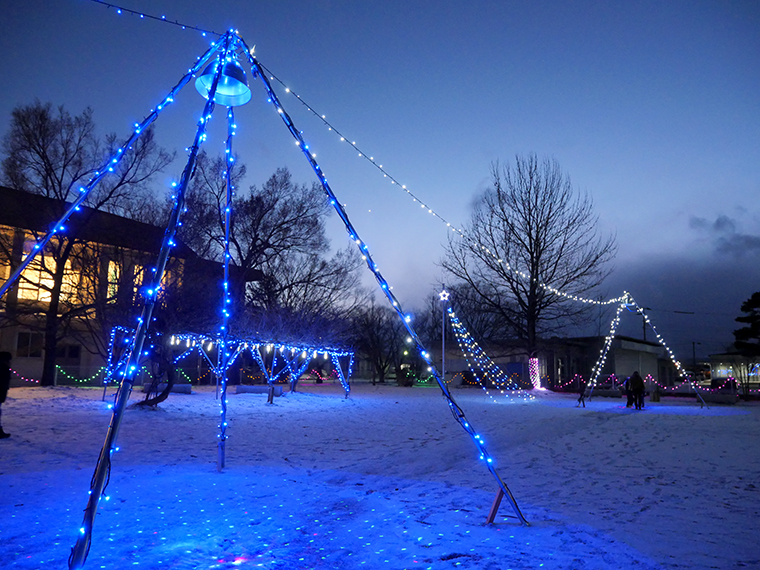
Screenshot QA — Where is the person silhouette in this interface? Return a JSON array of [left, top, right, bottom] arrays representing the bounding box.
[[629, 371, 645, 410], [576, 379, 586, 408]]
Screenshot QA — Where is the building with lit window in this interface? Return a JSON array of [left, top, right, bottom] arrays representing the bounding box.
[[0, 185, 202, 384]]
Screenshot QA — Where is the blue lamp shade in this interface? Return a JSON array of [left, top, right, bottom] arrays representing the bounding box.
[[195, 59, 252, 107]]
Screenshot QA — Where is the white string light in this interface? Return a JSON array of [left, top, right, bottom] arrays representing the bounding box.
[[448, 308, 535, 402], [261, 64, 628, 307]]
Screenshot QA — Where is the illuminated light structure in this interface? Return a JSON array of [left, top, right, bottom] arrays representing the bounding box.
[[164, 332, 353, 397], [235, 36, 529, 526], [249, 342, 353, 395], [528, 358, 541, 389], [0, 13, 631, 561], [0, 13, 706, 558], [65, 32, 240, 569], [262, 56, 718, 403], [447, 307, 534, 403], [587, 292, 709, 407]]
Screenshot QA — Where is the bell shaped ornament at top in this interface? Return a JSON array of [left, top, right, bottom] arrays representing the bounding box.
[[195, 58, 252, 107]]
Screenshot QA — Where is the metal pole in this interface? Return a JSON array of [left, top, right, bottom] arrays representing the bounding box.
[[441, 285, 446, 383], [217, 105, 237, 471], [68, 35, 231, 570]]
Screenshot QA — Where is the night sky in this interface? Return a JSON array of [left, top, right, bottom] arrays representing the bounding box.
[[1, 1, 758, 361]]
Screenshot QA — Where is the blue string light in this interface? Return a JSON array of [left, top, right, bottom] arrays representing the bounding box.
[[19, 18, 699, 559], [216, 104, 237, 469], [69, 35, 233, 570], [164, 333, 353, 397]]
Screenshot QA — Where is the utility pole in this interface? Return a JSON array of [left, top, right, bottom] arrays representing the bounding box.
[[692, 341, 701, 369], [640, 307, 651, 341]]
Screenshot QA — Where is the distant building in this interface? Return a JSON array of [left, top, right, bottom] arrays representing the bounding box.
[[543, 335, 672, 388], [709, 348, 759, 394]]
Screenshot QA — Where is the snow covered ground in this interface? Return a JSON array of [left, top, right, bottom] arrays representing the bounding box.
[[1, 382, 758, 570]]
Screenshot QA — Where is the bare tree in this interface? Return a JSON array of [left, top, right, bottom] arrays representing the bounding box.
[[1, 101, 172, 385], [176, 158, 366, 343], [351, 301, 406, 384], [442, 154, 616, 359]]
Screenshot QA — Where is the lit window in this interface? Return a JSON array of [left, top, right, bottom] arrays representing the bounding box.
[[17, 240, 78, 304], [107, 260, 122, 303]]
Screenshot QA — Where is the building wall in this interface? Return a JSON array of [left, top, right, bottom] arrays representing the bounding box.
[[614, 349, 658, 380]]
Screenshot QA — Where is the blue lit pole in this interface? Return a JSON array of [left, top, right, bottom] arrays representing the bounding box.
[[241, 40, 528, 526], [68, 34, 233, 570], [217, 105, 236, 470]]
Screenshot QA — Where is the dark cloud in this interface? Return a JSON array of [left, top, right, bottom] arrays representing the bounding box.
[[688, 214, 760, 258], [716, 233, 760, 256], [597, 253, 760, 360], [688, 216, 709, 230], [713, 214, 737, 233]]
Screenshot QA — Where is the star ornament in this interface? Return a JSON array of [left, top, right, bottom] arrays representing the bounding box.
[[439, 289, 450, 302]]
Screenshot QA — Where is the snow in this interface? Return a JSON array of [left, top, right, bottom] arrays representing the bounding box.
[[1, 382, 759, 569]]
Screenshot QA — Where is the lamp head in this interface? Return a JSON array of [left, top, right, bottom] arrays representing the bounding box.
[[195, 58, 252, 107]]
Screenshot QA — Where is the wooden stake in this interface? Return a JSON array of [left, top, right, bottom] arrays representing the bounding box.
[[486, 488, 505, 524]]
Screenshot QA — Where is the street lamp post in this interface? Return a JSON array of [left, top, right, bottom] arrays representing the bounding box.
[[439, 286, 449, 383]]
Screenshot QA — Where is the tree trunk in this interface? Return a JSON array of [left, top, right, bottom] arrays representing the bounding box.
[[138, 358, 175, 407], [41, 310, 59, 386], [40, 276, 64, 387], [41, 240, 75, 387]]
